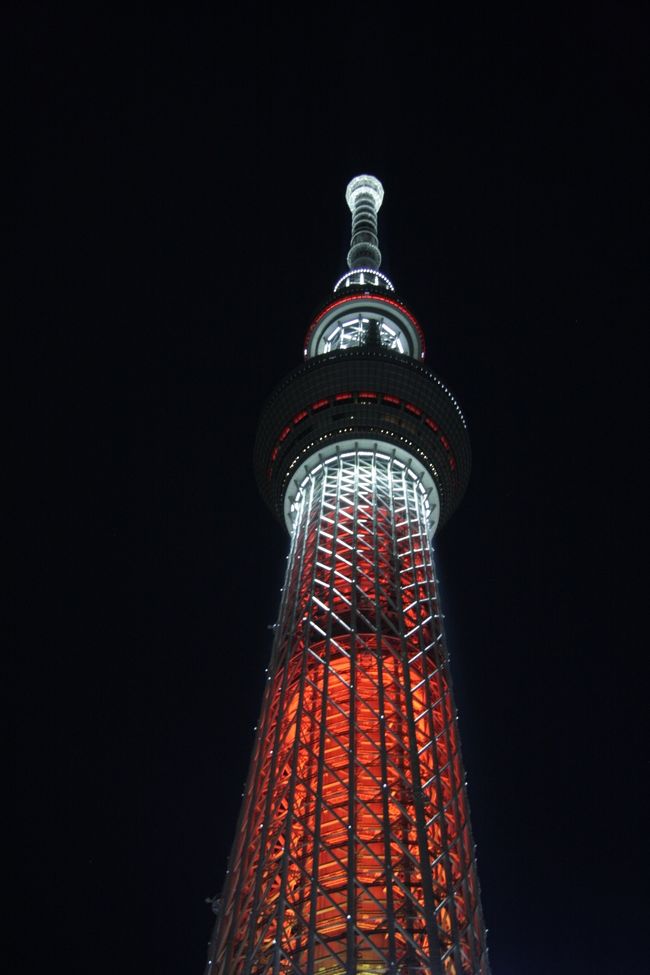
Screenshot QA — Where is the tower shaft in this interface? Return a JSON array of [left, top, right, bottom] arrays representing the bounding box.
[[209, 450, 488, 975]]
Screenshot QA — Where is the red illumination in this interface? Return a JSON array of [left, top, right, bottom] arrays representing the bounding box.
[[267, 395, 457, 480]]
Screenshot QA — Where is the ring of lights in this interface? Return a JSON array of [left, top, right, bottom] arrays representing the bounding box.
[[333, 268, 395, 293]]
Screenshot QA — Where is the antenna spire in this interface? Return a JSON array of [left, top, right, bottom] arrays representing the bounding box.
[[346, 175, 384, 270]]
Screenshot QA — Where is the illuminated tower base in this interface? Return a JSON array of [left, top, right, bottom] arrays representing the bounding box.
[[210, 449, 487, 974], [205, 176, 490, 975]]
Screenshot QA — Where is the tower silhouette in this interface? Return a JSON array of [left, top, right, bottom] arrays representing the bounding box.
[[206, 176, 490, 975]]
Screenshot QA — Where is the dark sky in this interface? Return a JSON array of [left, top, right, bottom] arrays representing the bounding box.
[[16, 4, 647, 974]]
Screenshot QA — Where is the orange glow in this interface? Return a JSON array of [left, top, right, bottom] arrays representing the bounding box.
[[243, 643, 474, 973]]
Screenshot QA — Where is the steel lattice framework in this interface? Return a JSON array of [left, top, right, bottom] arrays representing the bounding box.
[[209, 452, 488, 975], [204, 176, 490, 975]]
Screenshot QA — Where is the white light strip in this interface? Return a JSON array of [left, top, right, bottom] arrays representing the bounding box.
[[333, 269, 395, 292], [283, 439, 439, 537]]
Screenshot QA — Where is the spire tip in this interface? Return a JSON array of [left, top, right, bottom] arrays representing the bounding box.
[[345, 175, 384, 213]]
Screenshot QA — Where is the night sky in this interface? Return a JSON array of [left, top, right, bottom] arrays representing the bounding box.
[[17, 4, 647, 974]]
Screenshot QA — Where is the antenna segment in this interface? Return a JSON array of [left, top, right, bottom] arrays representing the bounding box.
[[346, 174, 384, 270]]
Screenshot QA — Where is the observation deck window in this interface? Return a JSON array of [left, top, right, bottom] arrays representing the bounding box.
[[321, 316, 407, 355]]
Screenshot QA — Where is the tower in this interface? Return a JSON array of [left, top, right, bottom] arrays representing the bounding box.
[[206, 177, 490, 974]]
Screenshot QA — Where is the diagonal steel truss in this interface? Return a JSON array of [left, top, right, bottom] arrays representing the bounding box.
[[208, 450, 490, 975]]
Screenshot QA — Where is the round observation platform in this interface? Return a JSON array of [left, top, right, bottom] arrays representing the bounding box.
[[254, 347, 471, 534], [304, 291, 426, 361]]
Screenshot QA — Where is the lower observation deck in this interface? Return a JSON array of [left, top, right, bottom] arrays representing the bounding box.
[[254, 348, 471, 532]]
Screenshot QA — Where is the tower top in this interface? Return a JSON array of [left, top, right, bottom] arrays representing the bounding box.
[[306, 175, 424, 360], [346, 174, 384, 271]]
